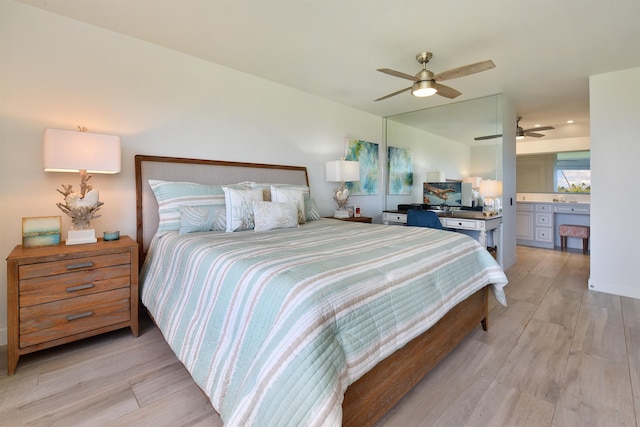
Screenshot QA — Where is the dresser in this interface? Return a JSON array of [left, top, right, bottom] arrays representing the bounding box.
[[6, 236, 139, 375]]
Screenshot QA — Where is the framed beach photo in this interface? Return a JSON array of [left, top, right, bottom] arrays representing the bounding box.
[[22, 216, 62, 247]]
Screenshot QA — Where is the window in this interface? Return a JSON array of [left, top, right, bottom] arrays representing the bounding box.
[[555, 151, 590, 193]]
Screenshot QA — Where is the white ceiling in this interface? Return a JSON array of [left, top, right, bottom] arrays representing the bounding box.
[[15, 0, 640, 141]]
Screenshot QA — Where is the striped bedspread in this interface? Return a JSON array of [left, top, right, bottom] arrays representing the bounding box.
[[140, 219, 508, 426]]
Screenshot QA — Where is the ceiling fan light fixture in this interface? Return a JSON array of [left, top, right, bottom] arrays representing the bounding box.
[[411, 80, 437, 97]]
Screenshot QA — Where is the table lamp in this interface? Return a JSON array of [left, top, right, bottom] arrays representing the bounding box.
[[325, 159, 360, 218], [479, 179, 502, 216], [43, 127, 121, 245]]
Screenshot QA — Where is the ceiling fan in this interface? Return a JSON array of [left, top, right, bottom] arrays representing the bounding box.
[[375, 52, 495, 101], [474, 117, 555, 141]]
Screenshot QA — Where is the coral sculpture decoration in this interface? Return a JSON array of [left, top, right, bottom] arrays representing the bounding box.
[[55, 170, 103, 229]]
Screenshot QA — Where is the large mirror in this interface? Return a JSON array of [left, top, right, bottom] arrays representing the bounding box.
[[383, 94, 503, 211], [516, 149, 590, 194]]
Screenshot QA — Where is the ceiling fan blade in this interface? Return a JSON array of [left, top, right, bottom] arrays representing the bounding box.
[[524, 131, 545, 138], [523, 126, 555, 132], [474, 134, 503, 141], [433, 60, 496, 81], [374, 86, 411, 101], [377, 68, 417, 81], [434, 82, 462, 99]]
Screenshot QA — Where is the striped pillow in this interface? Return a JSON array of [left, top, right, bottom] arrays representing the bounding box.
[[149, 180, 227, 234]]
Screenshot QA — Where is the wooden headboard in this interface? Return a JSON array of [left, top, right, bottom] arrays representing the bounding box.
[[135, 155, 309, 263]]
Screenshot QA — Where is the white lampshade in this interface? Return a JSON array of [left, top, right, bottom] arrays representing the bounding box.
[[326, 160, 360, 182], [479, 179, 503, 197], [464, 176, 482, 189], [426, 170, 446, 182], [43, 128, 121, 174]]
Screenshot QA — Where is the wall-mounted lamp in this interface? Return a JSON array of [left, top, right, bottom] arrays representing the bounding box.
[[325, 159, 360, 218], [43, 127, 121, 245]]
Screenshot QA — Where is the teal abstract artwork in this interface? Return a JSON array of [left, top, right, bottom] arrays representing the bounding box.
[[388, 146, 413, 194], [345, 139, 379, 195]]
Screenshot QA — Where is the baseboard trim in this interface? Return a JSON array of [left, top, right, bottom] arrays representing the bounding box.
[[588, 278, 640, 300]]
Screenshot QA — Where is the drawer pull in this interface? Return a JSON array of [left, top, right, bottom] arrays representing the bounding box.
[[66, 283, 94, 293], [66, 311, 94, 321], [66, 261, 95, 270]]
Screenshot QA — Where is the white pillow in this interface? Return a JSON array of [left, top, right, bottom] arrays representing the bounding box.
[[253, 201, 299, 232], [271, 186, 306, 224], [222, 187, 264, 232]]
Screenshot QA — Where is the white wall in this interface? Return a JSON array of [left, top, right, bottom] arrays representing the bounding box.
[[0, 2, 383, 344], [589, 67, 640, 299]]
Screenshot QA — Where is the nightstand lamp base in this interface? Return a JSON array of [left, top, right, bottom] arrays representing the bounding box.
[[66, 228, 97, 245], [334, 209, 351, 219]]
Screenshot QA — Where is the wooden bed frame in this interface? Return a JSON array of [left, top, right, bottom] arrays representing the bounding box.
[[135, 154, 489, 427]]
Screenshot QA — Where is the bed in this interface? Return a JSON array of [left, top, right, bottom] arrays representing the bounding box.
[[135, 155, 508, 426]]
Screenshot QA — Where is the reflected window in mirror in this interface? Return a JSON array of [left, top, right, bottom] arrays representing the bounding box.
[[555, 151, 590, 193]]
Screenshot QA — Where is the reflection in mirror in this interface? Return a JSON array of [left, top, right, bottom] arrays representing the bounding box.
[[516, 150, 590, 193], [383, 94, 502, 211]]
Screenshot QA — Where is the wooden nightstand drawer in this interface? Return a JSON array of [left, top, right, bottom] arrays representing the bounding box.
[[19, 287, 131, 348], [19, 252, 130, 279], [19, 266, 131, 306]]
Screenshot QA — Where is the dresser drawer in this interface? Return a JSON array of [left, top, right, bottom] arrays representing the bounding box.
[[443, 218, 477, 230], [555, 204, 590, 214], [19, 287, 131, 348], [384, 212, 407, 222], [535, 204, 553, 212], [535, 213, 552, 227], [18, 252, 131, 280], [536, 227, 554, 242], [19, 265, 131, 307]]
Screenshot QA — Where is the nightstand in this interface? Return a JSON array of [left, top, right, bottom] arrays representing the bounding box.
[[325, 216, 373, 224], [6, 236, 139, 375]]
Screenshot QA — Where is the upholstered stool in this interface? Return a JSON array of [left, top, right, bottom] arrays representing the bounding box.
[[559, 224, 590, 252]]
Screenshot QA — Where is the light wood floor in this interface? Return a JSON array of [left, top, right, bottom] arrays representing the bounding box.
[[1, 246, 637, 426]]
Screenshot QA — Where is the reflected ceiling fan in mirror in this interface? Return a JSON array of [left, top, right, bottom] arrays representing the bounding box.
[[375, 52, 495, 101], [474, 117, 555, 141]]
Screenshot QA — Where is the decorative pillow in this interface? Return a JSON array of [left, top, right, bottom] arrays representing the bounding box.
[[272, 183, 310, 193], [304, 194, 321, 221], [253, 201, 299, 232], [222, 187, 264, 232], [250, 183, 310, 202], [178, 205, 226, 234], [149, 180, 226, 234], [271, 186, 306, 224], [249, 183, 273, 201]]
